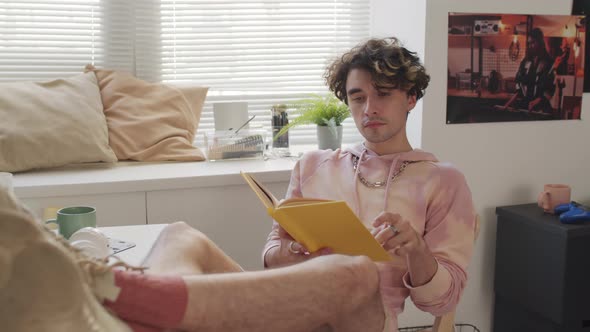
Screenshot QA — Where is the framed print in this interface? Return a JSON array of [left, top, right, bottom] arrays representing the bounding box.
[[572, 0, 589, 92], [447, 13, 585, 124]]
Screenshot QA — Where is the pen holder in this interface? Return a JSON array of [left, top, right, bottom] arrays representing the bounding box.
[[205, 130, 266, 161], [271, 105, 289, 149]]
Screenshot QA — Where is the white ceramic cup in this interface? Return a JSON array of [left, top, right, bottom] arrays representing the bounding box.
[[70, 227, 108, 247], [70, 239, 110, 259], [213, 102, 249, 131], [69, 227, 109, 258]]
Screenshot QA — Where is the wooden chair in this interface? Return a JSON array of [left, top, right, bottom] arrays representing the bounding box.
[[431, 311, 457, 332], [413, 215, 481, 332]]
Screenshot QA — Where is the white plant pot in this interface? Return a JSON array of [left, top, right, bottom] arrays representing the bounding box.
[[317, 125, 343, 150]]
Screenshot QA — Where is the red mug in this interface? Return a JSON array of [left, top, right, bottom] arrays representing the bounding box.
[[537, 184, 571, 214]]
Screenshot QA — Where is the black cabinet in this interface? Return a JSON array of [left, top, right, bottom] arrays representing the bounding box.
[[494, 204, 590, 332]]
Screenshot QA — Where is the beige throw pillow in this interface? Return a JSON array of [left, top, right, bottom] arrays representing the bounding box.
[[85, 65, 208, 161], [0, 73, 117, 173]]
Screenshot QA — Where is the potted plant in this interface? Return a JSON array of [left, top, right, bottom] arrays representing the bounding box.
[[274, 94, 350, 150]]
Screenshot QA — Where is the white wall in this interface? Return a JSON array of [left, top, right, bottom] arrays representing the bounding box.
[[422, 1, 590, 332], [371, 0, 426, 148], [373, 0, 590, 331]]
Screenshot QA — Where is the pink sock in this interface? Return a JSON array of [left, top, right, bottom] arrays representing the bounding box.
[[104, 270, 188, 330]]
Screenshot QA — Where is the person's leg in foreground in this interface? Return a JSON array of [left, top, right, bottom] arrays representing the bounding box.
[[1, 182, 384, 332], [140, 221, 386, 332]]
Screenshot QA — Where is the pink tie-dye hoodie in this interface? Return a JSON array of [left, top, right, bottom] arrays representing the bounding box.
[[263, 143, 477, 331]]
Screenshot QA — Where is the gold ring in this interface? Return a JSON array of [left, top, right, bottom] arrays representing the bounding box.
[[288, 241, 302, 255], [389, 225, 399, 235]]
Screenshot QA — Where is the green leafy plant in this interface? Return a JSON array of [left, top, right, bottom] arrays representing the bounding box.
[[273, 94, 350, 140]]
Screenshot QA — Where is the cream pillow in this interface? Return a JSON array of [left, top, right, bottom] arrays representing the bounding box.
[[0, 73, 117, 173], [85, 65, 208, 162]]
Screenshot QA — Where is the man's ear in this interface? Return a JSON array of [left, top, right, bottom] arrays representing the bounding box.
[[407, 94, 417, 112]]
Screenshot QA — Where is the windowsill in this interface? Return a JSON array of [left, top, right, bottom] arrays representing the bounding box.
[[13, 156, 298, 199], [13, 145, 342, 198], [12, 144, 356, 199]]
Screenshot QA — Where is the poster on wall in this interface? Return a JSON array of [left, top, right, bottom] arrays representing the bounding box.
[[572, 0, 590, 92], [447, 13, 585, 124]]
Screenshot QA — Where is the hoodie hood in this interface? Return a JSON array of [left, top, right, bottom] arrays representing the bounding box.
[[343, 142, 438, 163], [343, 143, 439, 217]]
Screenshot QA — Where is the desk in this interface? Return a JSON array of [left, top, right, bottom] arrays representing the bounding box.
[[100, 224, 167, 267]]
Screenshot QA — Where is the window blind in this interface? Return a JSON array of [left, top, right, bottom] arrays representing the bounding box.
[[0, 0, 136, 81], [0, 0, 369, 146], [136, 0, 369, 145], [0, 0, 104, 81]]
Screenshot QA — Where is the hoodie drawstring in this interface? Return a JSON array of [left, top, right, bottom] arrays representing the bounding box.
[[352, 149, 400, 217], [352, 149, 367, 217], [383, 159, 400, 212]]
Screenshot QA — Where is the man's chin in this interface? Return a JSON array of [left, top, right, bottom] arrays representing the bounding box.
[[361, 130, 400, 145], [362, 136, 391, 145]]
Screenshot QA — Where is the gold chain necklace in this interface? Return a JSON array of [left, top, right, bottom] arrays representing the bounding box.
[[352, 155, 414, 188]]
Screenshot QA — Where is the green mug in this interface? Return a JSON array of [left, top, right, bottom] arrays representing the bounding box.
[[46, 206, 97, 239]]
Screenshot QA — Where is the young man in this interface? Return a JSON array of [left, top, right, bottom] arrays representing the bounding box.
[[263, 37, 477, 331]]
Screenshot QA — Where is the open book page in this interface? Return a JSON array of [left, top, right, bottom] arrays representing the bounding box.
[[278, 197, 331, 207], [241, 171, 392, 262], [241, 171, 330, 208], [240, 171, 279, 210]]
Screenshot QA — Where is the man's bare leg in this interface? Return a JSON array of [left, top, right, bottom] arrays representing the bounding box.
[[142, 222, 384, 332], [178, 255, 384, 332], [142, 221, 242, 275]]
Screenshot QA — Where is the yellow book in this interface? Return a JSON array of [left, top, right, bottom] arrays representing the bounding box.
[[240, 171, 392, 262]]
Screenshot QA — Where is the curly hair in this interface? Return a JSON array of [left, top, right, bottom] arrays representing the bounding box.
[[324, 37, 430, 104]]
